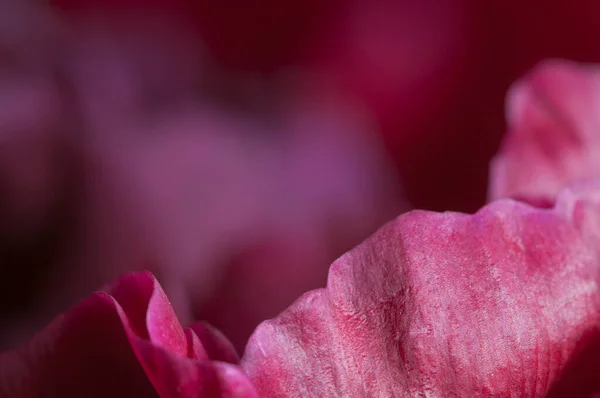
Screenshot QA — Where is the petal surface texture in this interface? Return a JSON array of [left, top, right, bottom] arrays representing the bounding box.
[[242, 182, 600, 397]]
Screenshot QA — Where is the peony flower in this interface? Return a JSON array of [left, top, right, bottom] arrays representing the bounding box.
[[4, 60, 600, 397], [4, 0, 600, 394]]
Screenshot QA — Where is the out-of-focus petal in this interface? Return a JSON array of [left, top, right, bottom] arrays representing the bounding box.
[[241, 181, 600, 396], [0, 272, 257, 397], [304, 0, 476, 213], [0, 6, 402, 354], [0, 76, 65, 236], [0, 0, 81, 342], [490, 60, 600, 205], [307, 0, 469, 135], [61, 10, 206, 136]]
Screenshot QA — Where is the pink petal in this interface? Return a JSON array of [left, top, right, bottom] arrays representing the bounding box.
[[107, 273, 257, 397], [188, 322, 240, 364], [490, 59, 600, 205], [121, 336, 256, 398], [0, 293, 157, 397], [0, 272, 257, 397], [104, 271, 188, 358], [104, 272, 256, 396], [241, 182, 600, 396]]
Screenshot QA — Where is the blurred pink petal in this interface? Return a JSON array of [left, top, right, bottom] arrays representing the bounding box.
[[62, 11, 206, 136], [19, 96, 399, 351], [49, 0, 600, 215], [241, 182, 600, 396], [0, 0, 80, 335], [87, 101, 399, 351], [0, 271, 257, 397], [0, 0, 68, 238], [306, 0, 469, 135], [0, 10, 400, 353], [490, 60, 600, 205], [0, 75, 72, 243], [302, 0, 482, 212]]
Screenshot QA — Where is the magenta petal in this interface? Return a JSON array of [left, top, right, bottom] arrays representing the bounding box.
[[0, 271, 257, 397], [120, 327, 257, 398], [490, 59, 600, 204], [106, 271, 188, 358], [0, 293, 157, 397], [106, 272, 257, 397], [184, 328, 210, 360], [241, 182, 600, 396], [188, 322, 240, 365]]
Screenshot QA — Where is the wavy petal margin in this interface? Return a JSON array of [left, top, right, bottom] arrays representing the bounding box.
[[241, 182, 600, 397], [490, 59, 600, 205], [0, 272, 257, 398]]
